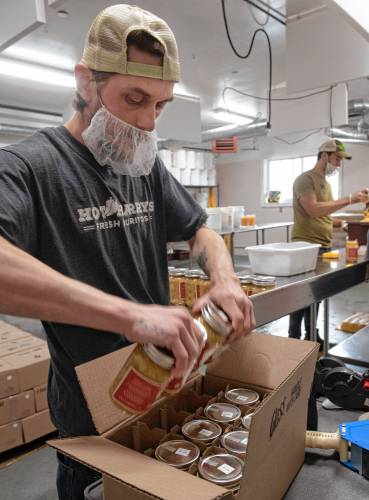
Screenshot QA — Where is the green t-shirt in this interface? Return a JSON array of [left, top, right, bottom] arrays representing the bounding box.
[[291, 169, 333, 248]]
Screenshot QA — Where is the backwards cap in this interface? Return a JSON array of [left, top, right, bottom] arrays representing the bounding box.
[[81, 4, 180, 82], [318, 139, 352, 160]]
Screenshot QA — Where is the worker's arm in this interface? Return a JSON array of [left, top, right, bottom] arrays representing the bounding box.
[[0, 236, 203, 375], [189, 226, 255, 341], [299, 190, 369, 218]]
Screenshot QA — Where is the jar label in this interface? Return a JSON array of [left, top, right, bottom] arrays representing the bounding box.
[[179, 281, 186, 300], [175, 448, 191, 457], [347, 247, 358, 258], [218, 464, 235, 475], [111, 366, 163, 413], [236, 395, 249, 402], [221, 411, 234, 418], [199, 428, 213, 437], [165, 376, 182, 392]]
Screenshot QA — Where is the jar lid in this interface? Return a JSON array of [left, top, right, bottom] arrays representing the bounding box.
[[155, 440, 200, 468], [182, 419, 222, 442], [143, 344, 175, 370], [185, 269, 203, 277], [251, 275, 276, 286], [169, 269, 186, 277], [239, 276, 253, 285], [201, 302, 232, 337], [225, 388, 260, 406], [220, 430, 249, 455], [198, 453, 244, 484], [204, 402, 241, 423]]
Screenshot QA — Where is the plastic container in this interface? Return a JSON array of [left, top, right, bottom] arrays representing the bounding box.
[[205, 208, 222, 231], [246, 241, 321, 276], [220, 207, 234, 232], [198, 453, 244, 487], [204, 402, 241, 424], [225, 388, 260, 408], [220, 430, 249, 457]]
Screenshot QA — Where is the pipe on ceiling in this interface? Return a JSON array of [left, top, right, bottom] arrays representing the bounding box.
[[201, 120, 268, 142], [0, 124, 38, 136], [326, 126, 369, 143]]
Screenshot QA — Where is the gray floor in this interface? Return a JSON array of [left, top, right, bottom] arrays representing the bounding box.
[[1, 283, 369, 499]]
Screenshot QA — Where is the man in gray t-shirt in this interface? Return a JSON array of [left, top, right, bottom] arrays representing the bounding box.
[[0, 5, 254, 499]]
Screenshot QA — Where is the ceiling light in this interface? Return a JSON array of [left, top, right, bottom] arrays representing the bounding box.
[[213, 108, 255, 125], [0, 57, 75, 88]]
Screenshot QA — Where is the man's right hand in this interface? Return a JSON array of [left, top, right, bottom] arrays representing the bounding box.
[[351, 188, 369, 204], [125, 304, 205, 377]]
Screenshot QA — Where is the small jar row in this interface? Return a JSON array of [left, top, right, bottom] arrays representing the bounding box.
[[169, 268, 277, 308]]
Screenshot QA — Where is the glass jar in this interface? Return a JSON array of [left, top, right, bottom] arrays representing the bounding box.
[[155, 440, 200, 470], [199, 275, 210, 297], [185, 270, 203, 309], [164, 319, 207, 395], [198, 453, 244, 488], [196, 302, 233, 366], [346, 239, 359, 263], [251, 275, 276, 295], [169, 269, 187, 305], [181, 419, 222, 444], [239, 276, 254, 297], [204, 402, 241, 425], [241, 412, 255, 431], [225, 388, 260, 409], [220, 430, 249, 457], [110, 343, 174, 413]]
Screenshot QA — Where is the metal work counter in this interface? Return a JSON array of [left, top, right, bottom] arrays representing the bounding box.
[[234, 250, 369, 355]]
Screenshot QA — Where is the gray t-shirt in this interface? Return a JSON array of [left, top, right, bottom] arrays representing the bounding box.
[[0, 126, 207, 435]]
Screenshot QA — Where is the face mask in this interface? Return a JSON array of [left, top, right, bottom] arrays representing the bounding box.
[[82, 105, 158, 176], [325, 162, 338, 177]]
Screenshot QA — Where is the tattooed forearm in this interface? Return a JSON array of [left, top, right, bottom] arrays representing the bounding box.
[[197, 248, 209, 275]]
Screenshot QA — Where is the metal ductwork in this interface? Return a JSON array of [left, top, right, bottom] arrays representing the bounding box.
[[326, 126, 369, 143], [0, 123, 39, 136], [201, 120, 269, 142], [348, 99, 369, 133]]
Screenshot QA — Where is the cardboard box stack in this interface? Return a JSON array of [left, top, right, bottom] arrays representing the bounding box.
[[0, 320, 56, 454], [50, 332, 319, 500]]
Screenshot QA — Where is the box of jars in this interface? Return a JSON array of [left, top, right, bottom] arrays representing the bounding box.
[[49, 332, 319, 500]]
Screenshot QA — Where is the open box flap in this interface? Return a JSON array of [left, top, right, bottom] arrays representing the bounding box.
[[75, 345, 136, 434], [237, 341, 318, 500], [207, 332, 318, 389], [49, 436, 230, 500]]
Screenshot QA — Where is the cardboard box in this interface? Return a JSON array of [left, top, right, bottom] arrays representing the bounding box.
[[0, 336, 45, 358], [0, 345, 50, 398], [0, 390, 35, 426], [34, 384, 48, 412], [49, 333, 318, 500], [22, 409, 56, 443], [0, 321, 32, 344], [0, 421, 23, 453], [0, 357, 18, 398]]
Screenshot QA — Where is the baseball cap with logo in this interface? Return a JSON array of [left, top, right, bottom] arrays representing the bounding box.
[[81, 4, 180, 82], [318, 139, 352, 160]]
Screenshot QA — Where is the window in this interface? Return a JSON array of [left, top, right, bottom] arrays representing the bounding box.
[[263, 155, 341, 206]]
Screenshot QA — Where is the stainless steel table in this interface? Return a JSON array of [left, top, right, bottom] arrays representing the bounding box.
[[235, 251, 369, 354]]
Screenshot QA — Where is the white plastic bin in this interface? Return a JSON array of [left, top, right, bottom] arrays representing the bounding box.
[[206, 207, 222, 231], [246, 241, 321, 276]]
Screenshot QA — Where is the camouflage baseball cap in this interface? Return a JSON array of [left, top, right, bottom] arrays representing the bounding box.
[[81, 4, 180, 82], [319, 139, 352, 160]]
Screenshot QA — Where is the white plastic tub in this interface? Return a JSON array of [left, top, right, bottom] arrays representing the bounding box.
[[246, 241, 321, 276]]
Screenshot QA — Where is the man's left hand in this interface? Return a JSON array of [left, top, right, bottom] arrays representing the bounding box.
[[192, 275, 255, 343]]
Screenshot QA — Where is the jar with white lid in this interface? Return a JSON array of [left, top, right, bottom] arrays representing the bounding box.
[[204, 402, 241, 424], [155, 440, 200, 470], [198, 453, 244, 488], [181, 419, 222, 444]]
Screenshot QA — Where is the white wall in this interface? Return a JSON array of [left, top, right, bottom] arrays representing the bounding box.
[[216, 133, 369, 249]]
